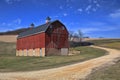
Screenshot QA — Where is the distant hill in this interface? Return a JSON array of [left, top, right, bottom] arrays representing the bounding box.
[[0, 28, 29, 35]]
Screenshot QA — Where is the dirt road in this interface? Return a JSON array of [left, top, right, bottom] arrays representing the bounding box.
[[0, 46, 120, 80]]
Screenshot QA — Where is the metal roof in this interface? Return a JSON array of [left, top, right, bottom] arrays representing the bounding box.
[[17, 20, 59, 38]]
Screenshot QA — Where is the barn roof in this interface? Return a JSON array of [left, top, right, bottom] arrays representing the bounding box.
[[17, 20, 63, 38]]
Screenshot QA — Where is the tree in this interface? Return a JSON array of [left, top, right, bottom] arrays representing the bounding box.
[[72, 33, 79, 42], [69, 30, 74, 41], [78, 30, 83, 42], [69, 30, 83, 42]]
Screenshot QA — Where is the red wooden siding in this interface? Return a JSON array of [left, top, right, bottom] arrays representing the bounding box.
[[45, 22, 69, 49], [17, 33, 45, 50], [17, 20, 69, 56]]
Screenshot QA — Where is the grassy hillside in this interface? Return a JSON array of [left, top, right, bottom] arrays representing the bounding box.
[[99, 42, 120, 50], [0, 42, 106, 72], [0, 28, 29, 35], [86, 60, 120, 80], [0, 42, 16, 55], [86, 39, 120, 80], [0, 35, 17, 42], [89, 39, 120, 50]]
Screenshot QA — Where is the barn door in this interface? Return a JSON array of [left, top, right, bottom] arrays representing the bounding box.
[[26, 49, 28, 56], [33, 49, 35, 56], [40, 48, 42, 56]]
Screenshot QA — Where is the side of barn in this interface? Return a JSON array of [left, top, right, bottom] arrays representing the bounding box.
[[16, 33, 46, 56]]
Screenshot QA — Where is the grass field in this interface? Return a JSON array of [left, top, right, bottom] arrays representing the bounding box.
[[0, 42, 16, 55], [86, 39, 120, 80], [89, 39, 120, 50], [0, 35, 17, 42], [0, 41, 106, 72], [86, 60, 120, 80], [100, 42, 120, 50]]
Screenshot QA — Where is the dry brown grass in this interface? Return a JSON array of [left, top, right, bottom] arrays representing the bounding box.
[[0, 35, 17, 42], [83, 38, 120, 41]]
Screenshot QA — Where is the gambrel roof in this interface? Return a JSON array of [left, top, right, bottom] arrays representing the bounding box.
[[17, 20, 67, 39]]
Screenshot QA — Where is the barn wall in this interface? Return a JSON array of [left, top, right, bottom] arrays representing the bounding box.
[[45, 34, 68, 48], [45, 22, 69, 55], [45, 23, 69, 48], [17, 32, 45, 50], [45, 48, 61, 56], [16, 33, 46, 57]]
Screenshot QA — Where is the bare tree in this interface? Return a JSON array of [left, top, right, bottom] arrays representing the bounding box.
[[73, 33, 79, 42], [69, 31, 74, 41], [78, 30, 83, 42], [69, 30, 83, 42]]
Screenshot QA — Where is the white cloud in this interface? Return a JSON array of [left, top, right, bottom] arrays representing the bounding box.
[[88, 0, 92, 3], [59, 6, 63, 9], [85, 5, 92, 14], [82, 0, 101, 14], [92, 8, 97, 12], [78, 8, 83, 12], [0, 18, 22, 32], [66, 0, 72, 3], [110, 9, 120, 18], [52, 15, 59, 18], [5, 0, 12, 4], [93, 0, 97, 3], [1, 22, 6, 25], [63, 13, 68, 16], [13, 18, 21, 24], [81, 27, 118, 34], [5, 0, 21, 4], [85, 5, 92, 11], [80, 21, 120, 33], [96, 4, 100, 7], [81, 28, 99, 33]]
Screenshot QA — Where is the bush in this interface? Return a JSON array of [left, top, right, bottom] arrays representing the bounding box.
[[69, 41, 94, 47]]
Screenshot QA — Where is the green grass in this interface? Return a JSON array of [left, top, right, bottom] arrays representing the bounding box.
[[86, 39, 120, 80], [89, 39, 120, 45], [0, 42, 16, 55], [89, 39, 120, 50], [86, 61, 120, 80], [100, 42, 120, 50], [0, 41, 106, 72]]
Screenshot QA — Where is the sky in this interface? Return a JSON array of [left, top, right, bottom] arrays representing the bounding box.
[[0, 0, 120, 38]]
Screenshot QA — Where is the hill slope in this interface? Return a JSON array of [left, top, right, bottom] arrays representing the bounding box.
[[0, 28, 29, 35], [0, 35, 17, 42]]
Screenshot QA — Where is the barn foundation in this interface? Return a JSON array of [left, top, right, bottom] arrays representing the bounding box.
[[16, 48, 45, 57]]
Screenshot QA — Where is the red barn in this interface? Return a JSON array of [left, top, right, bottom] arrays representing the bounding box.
[[16, 17, 69, 57]]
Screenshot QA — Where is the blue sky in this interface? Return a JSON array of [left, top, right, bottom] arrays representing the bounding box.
[[0, 0, 120, 38]]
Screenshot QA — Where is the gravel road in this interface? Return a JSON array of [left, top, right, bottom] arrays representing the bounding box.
[[0, 46, 120, 80]]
